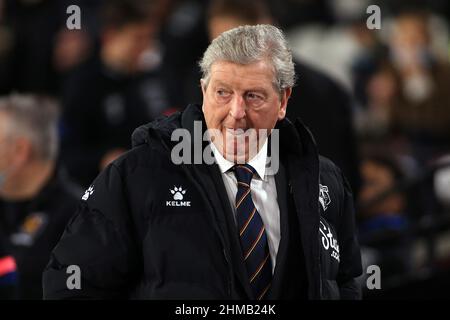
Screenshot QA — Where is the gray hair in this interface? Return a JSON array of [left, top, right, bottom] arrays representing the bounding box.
[[0, 94, 60, 161], [199, 24, 296, 92]]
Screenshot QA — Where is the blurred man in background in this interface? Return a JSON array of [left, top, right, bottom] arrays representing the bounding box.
[[358, 154, 412, 277], [60, 0, 170, 187], [0, 0, 101, 95], [0, 94, 80, 299], [388, 11, 450, 165], [0, 238, 17, 299], [386, 11, 450, 221]]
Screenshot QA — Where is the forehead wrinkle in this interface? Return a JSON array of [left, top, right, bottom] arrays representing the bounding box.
[[210, 66, 274, 94], [210, 60, 280, 94]]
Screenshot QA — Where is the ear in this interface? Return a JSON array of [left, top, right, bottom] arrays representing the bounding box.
[[278, 87, 292, 120], [200, 79, 207, 112], [13, 137, 33, 168], [200, 79, 207, 96]]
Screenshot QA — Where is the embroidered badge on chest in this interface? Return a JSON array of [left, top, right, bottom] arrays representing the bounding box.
[[82, 185, 94, 201], [319, 184, 331, 211]]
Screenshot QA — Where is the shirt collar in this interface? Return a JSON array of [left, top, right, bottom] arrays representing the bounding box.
[[210, 140, 268, 181]]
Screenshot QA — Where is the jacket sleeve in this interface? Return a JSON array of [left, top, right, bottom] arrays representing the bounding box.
[[0, 240, 18, 299], [43, 163, 140, 299], [336, 169, 363, 299]]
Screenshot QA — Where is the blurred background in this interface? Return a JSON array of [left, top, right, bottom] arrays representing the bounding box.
[[0, 0, 449, 299]]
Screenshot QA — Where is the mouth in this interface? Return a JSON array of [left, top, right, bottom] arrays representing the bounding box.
[[224, 128, 247, 136]]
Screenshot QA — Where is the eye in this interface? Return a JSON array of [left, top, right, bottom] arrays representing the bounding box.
[[216, 89, 230, 97], [246, 92, 264, 103]]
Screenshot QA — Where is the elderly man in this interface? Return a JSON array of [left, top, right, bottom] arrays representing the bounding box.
[[44, 25, 362, 300], [0, 94, 80, 299]]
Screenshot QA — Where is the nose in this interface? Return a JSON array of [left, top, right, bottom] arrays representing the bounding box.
[[229, 95, 246, 120]]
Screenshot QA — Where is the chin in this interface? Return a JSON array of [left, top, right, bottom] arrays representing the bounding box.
[[222, 141, 248, 163], [222, 150, 248, 164]]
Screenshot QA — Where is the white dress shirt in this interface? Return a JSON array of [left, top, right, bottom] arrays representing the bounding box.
[[211, 140, 281, 273]]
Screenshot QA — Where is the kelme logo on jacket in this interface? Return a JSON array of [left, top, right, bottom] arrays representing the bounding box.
[[166, 186, 191, 207]]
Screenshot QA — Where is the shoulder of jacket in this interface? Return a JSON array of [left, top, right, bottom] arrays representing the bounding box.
[[318, 155, 341, 174], [110, 144, 164, 178], [318, 155, 354, 200], [318, 155, 348, 195]]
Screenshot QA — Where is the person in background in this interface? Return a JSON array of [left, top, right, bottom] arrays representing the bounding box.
[[0, 238, 17, 299], [358, 154, 412, 277], [385, 11, 450, 219], [158, 0, 210, 110], [198, 0, 361, 194], [0, 0, 101, 95], [388, 11, 450, 165], [60, 0, 170, 187], [0, 94, 80, 299]]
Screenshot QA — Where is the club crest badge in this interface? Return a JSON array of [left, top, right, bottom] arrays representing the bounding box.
[[319, 184, 331, 211]]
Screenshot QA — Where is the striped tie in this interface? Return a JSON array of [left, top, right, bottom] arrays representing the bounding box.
[[234, 164, 272, 300]]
